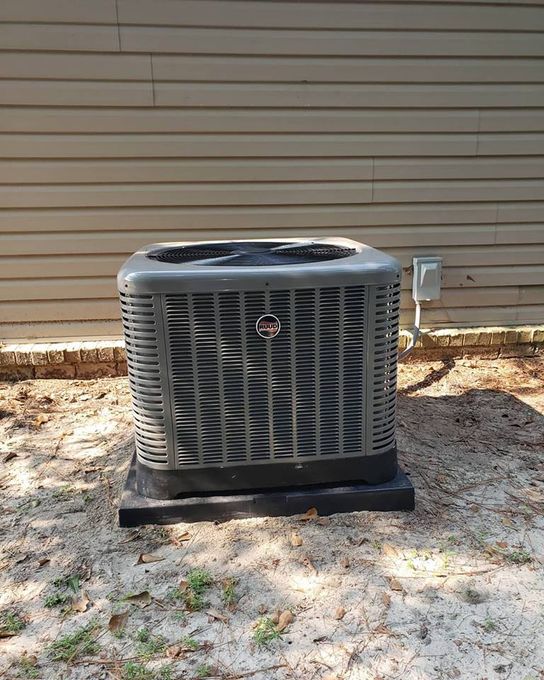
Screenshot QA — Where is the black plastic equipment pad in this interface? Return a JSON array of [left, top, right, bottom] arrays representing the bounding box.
[[118, 453, 414, 526]]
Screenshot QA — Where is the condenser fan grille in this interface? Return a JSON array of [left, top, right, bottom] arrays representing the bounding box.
[[147, 241, 357, 266]]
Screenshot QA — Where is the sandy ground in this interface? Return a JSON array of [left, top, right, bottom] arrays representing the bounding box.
[[0, 357, 543, 680]]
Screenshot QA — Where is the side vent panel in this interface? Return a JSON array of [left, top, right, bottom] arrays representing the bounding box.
[[120, 293, 169, 467], [369, 283, 400, 455]]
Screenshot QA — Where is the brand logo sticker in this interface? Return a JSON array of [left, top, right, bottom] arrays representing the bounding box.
[[256, 314, 281, 339]]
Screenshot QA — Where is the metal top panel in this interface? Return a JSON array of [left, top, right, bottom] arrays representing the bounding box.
[[118, 237, 401, 294]]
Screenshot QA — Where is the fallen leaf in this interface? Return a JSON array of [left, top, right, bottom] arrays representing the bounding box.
[[316, 517, 331, 526], [277, 610, 294, 632], [72, 591, 91, 613], [178, 579, 189, 592], [300, 554, 318, 575], [167, 645, 181, 658], [37, 557, 50, 568], [340, 557, 350, 569], [136, 553, 165, 565], [120, 530, 141, 543], [382, 544, 398, 557], [258, 604, 268, 615], [4, 452, 17, 463], [334, 606, 346, 620], [496, 541, 508, 549], [388, 577, 403, 592], [300, 507, 318, 521], [290, 532, 303, 547], [124, 591, 152, 607], [501, 517, 515, 528], [172, 531, 191, 546], [381, 592, 392, 608], [206, 608, 229, 623], [270, 610, 280, 624], [33, 413, 49, 428], [108, 611, 129, 634], [373, 623, 392, 635], [0, 629, 17, 638]]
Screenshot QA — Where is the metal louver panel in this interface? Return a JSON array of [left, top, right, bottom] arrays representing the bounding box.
[[369, 283, 400, 454], [164, 285, 373, 469], [119, 292, 169, 466]]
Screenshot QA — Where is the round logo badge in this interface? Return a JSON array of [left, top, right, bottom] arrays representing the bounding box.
[[256, 314, 281, 339]]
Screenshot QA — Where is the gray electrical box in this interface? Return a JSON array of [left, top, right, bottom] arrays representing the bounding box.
[[412, 256, 442, 302]]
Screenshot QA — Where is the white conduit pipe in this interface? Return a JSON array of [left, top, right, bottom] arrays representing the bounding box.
[[398, 301, 422, 361]]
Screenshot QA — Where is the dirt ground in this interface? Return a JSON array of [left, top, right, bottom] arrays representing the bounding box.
[[0, 357, 543, 680]]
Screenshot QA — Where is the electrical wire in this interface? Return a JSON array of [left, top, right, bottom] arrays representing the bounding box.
[[398, 301, 421, 361]]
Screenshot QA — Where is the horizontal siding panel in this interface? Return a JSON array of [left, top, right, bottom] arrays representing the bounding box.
[[154, 83, 544, 108], [0, 181, 373, 208], [478, 134, 544, 155], [0, 299, 119, 324], [0, 108, 479, 133], [0, 204, 499, 234], [3, 180, 544, 209], [0, 81, 153, 107], [519, 286, 544, 304], [119, 27, 544, 57], [0, 133, 479, 157], [480, 110, 544, 133], [0, 158, 374, 184], [498, 202, 544, 222], [422, 305, 544, 325], [1, 320, 122, 341], [391, 246, 544, 267], [0, 24, 119, 52], [374, 179, 544, 203], [442, 266, 544, 288], [0, 52, 151, 81], [375, 157, 544, 180], [117, 1, 544, 31], [402, 287, 520, 308], [0, 0, 116, 23], [152, 56, 544, 84], [496, 223, 544, 243]]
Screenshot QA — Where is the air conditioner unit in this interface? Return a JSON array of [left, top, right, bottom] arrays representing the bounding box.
[[118, 238, 401, 501]]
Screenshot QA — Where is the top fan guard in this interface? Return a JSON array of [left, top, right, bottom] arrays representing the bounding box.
[[146, 241, 357, 266]]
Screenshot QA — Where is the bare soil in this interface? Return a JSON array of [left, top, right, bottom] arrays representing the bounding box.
[[0, 357, 543, 680]]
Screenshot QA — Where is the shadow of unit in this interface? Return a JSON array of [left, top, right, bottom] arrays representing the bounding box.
[[118, 453, 414, 526]]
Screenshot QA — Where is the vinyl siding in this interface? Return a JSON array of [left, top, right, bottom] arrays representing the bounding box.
[[1, 0, 543, 341]]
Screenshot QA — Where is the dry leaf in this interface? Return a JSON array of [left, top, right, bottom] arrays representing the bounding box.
[[300, 507, 318, 521], [136, 553, 165, 565], [33, 413, 49, 428], [382, 544, 398, 557], [496, 541, 508, 549], [72, 591, 91, 613], [206, 608, 229, 623], [178, 579, 189, 592], [270, 610, 280, 625], [172, 531, 191, 546], [316, 517, 331, 526], [258, 604, 268, 615], [290, 532, 303, 547], [501, 517, 515, 528], [373, 623, 391, 635], [334, 606, 346, 620], [381, 592, 392, 608], [4, 452, 17, 463], [108, 611, 129, 634], [388, 577, 403, 592], [120, 530, 141, 543], [340, 557, 350, 569], [167, 645, 182, 658], [124, 591, 152, 607], [37, 557, 50, 568], [300, 554, 318, 575], [277, 610, 294, 632], [0, 629, 17, 638]]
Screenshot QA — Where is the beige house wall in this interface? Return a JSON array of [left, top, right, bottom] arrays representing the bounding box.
[[1, 0, 543, 341]]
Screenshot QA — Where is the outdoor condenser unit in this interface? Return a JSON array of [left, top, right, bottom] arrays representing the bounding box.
[[118, 238, 402, 501]]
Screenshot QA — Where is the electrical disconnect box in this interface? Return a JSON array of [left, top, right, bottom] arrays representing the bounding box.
[[412, 256, 442, 302]]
